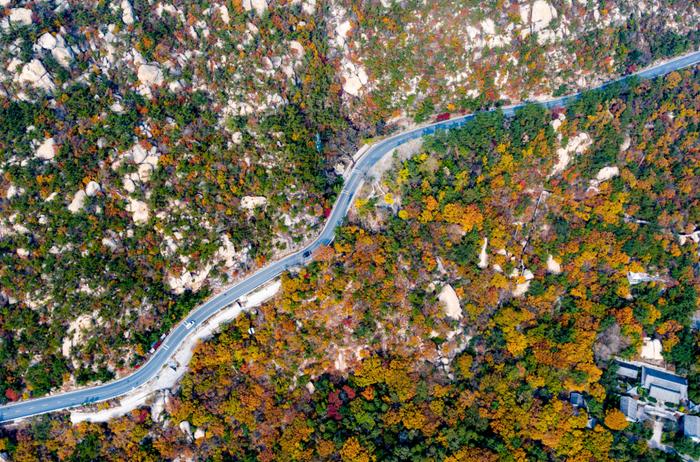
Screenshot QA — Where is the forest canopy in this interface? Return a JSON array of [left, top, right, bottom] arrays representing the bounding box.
[[3, 65, 699, 462]]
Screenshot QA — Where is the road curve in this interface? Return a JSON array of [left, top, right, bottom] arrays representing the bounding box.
[[1, 50, 699, 423]]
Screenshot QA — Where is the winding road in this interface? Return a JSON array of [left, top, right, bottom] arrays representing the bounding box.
[[1, 50, 699, 423]]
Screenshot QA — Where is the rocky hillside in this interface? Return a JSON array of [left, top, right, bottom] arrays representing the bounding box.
[[336, 0, 699, 123], [0, 0, 697, 399]]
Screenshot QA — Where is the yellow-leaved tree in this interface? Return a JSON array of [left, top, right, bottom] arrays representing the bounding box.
[[604, 409, 629, 431]]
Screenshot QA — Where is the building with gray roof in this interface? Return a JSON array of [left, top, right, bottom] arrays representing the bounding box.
[[615, 361, 640, 380], [620, 396, 641, 422], [683, 415, 700, 442], [641, 366, 688, 404]]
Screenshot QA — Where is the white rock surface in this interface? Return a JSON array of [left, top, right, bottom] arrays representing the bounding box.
[[217, 234, 238, 268], [216, 5, 230, 24], [123, 174, 138, 193], [595, 166, 619, 182], [619, 134, 631, 152], [121, 0, 135, 25], [101, 237, 119, 251], [342, 64, 368, 97], [51, 46, 74, 68], [137, 64, 163, 86], [640, 337, 663, 361], [242, 0, 268, 16], [179, 421, 193, 441], [289, 40, 304, 57], [129, 144, 149, 164], [35, 137, 56, 160], [678, 230, 700, 246], [61, 313, 95, 358], [85, 181, 101, 197], [627, 271, 658, 285], [167, 265, 212, 294], [478, 237, 488, 269], [301, 0, 316, 14], [335, 20, 352, 47], [438, 284, 462, 320], [126, 197, 149, 225], [521, 0, 557, 32], [6, 185, 24, 199], [36, 32, 73, 67], [17, 59, 55, 92], [150, 392, 167, 423], [37, 32, 58, 50], [241, 196, 267, 211], [8, 8, 33, 26], [512, 269, 534, 297], [334, 350, 347, 371], [68, 190, 87, 213], [550, 132, 591, 176], [481, 18, 496, 35], [546, 254, 561, 274]]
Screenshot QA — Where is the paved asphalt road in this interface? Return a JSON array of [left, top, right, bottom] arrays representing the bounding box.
[[1, 50, 699, 423]]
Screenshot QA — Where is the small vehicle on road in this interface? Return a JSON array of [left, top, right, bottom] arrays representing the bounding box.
[[436, 112, 451, 122], [185, 320, 195, 329], [150, 334, 167, 353]]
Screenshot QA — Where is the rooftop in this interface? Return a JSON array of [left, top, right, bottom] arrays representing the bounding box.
[[648, 384, 681, 405], [684, 415, 700, 439], [642, 366, 688, 387], [620, 396, 640, 421], [615, 361, 640, 380], [570, 392, 585, 408], [641, 366, 688, 402]]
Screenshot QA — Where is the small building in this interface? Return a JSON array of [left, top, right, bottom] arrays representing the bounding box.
[[615, 361, 640, 380], [568, 392, 595, 427], [620, 396, 641, 422], [570, 392, 585, 409], [683, 415, 700, 442]]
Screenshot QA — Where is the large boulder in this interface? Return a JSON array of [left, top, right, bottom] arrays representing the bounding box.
[[137, 64, 163, 86], [242, 0, 268, 16], [68, 189, 87, 213], [35, 137, 56, 160], [138, 64, 163, 86], [17, 59, 55, 92], [241, 196, 267, 211], [37, 32, 58, 50], [521, 0, 557, 33], [120, 0, 135, 25], [438, 284, 462, 320], [8, 8, 33, 26], [126, 197, 149, 225], [37, 33, 74, 68], [85, 181, 101, 197]]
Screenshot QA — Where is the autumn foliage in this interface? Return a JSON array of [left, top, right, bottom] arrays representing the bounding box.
[[3, 64, 700, 462]]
